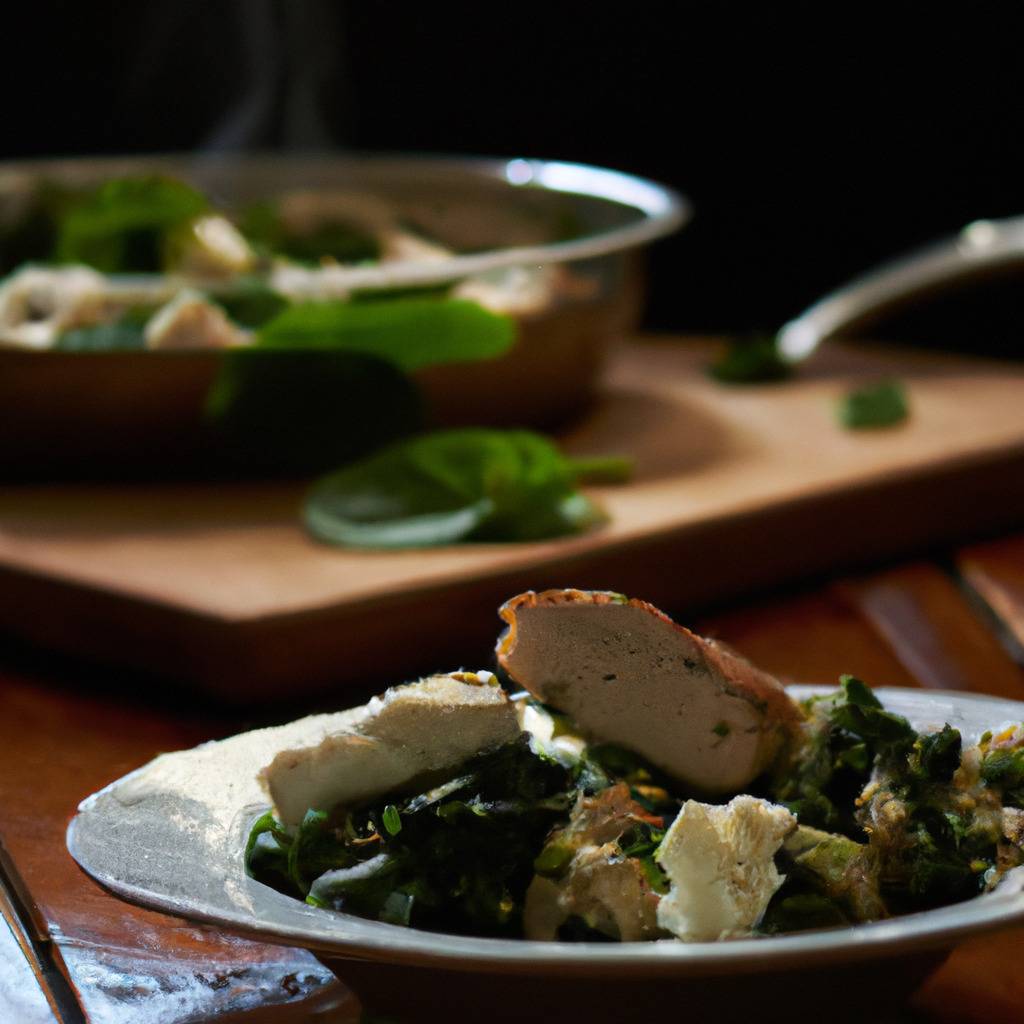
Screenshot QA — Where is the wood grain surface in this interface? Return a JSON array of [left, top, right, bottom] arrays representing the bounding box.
[[0, 670, 358, 1023], [2, 337, 1024, 697], [2, 340, 1024, 1019]]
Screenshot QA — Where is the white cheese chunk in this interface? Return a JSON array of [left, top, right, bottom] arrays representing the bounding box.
[[656, 795, 796, 942], [260, 672, 520, 826], [144, 289, 250, 350]]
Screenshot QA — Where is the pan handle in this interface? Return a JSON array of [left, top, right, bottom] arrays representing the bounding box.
[[778, 215, 1024, 361]]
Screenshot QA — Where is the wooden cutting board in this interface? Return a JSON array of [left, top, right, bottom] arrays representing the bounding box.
[[2, 337, 1024, 699]]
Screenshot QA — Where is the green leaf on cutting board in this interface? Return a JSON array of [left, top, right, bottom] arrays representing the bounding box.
[[255, 297, 516, 372], [837, 380, 909, 429], [707, 332, 792, 384], [303, 428, 629, 548]]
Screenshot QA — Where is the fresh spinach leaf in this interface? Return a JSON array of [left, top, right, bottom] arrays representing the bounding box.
[[255, 298, 515, 372], [303, 429, 620, 548], [708, 332, 792, 384], [837, 380, 909, 429], [204, 349, 422, 474], [54, 176, 208, 272]]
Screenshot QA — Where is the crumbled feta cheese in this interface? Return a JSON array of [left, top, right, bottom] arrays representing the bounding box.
[[656, 795, 796, 942]]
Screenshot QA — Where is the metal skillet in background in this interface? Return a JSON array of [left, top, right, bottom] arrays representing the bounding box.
[[0, 154, 686, 477], [66, 686, 1024, 1023]]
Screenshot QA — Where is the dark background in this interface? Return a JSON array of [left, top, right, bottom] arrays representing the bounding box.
[[4, 2, 1024, 334]]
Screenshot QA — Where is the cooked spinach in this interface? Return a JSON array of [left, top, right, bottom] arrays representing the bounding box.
[[255, 297, 515, 372], [247, 737, 574, 937], [770, 675, 905, 833], [213, 279, 289, 329], [204, 349, 423, 474], [777, 677, 1003, 912], [837, 379, 909, 429], [758, 892, 849, 934], [240, 201, 381, 265], [303, 429, 628, 548], [54, 176, 208, 273]]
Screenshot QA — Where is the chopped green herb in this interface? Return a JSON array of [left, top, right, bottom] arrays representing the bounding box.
[[712, 721, 731, 738], [837, 380, 909, 429], [707, 333, 792, 384]]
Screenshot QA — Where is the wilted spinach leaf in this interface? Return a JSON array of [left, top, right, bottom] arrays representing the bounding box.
[[55, 176, 208, 272], [247, 736, 574, 937], [240, 201, 381, 265], [204, 349, 422, 474], [256, 297, 515, 372], [213, 278, 289, 328], [303, 429, 626, 548]]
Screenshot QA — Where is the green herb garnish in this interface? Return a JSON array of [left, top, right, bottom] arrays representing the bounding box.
[[837, 380, 909, 429]]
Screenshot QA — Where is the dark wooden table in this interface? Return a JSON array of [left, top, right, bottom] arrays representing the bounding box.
[[2, 533, 1024, 1022]]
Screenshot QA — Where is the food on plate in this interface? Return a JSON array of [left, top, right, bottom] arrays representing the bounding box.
[[245, 589, 1024, 942]]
